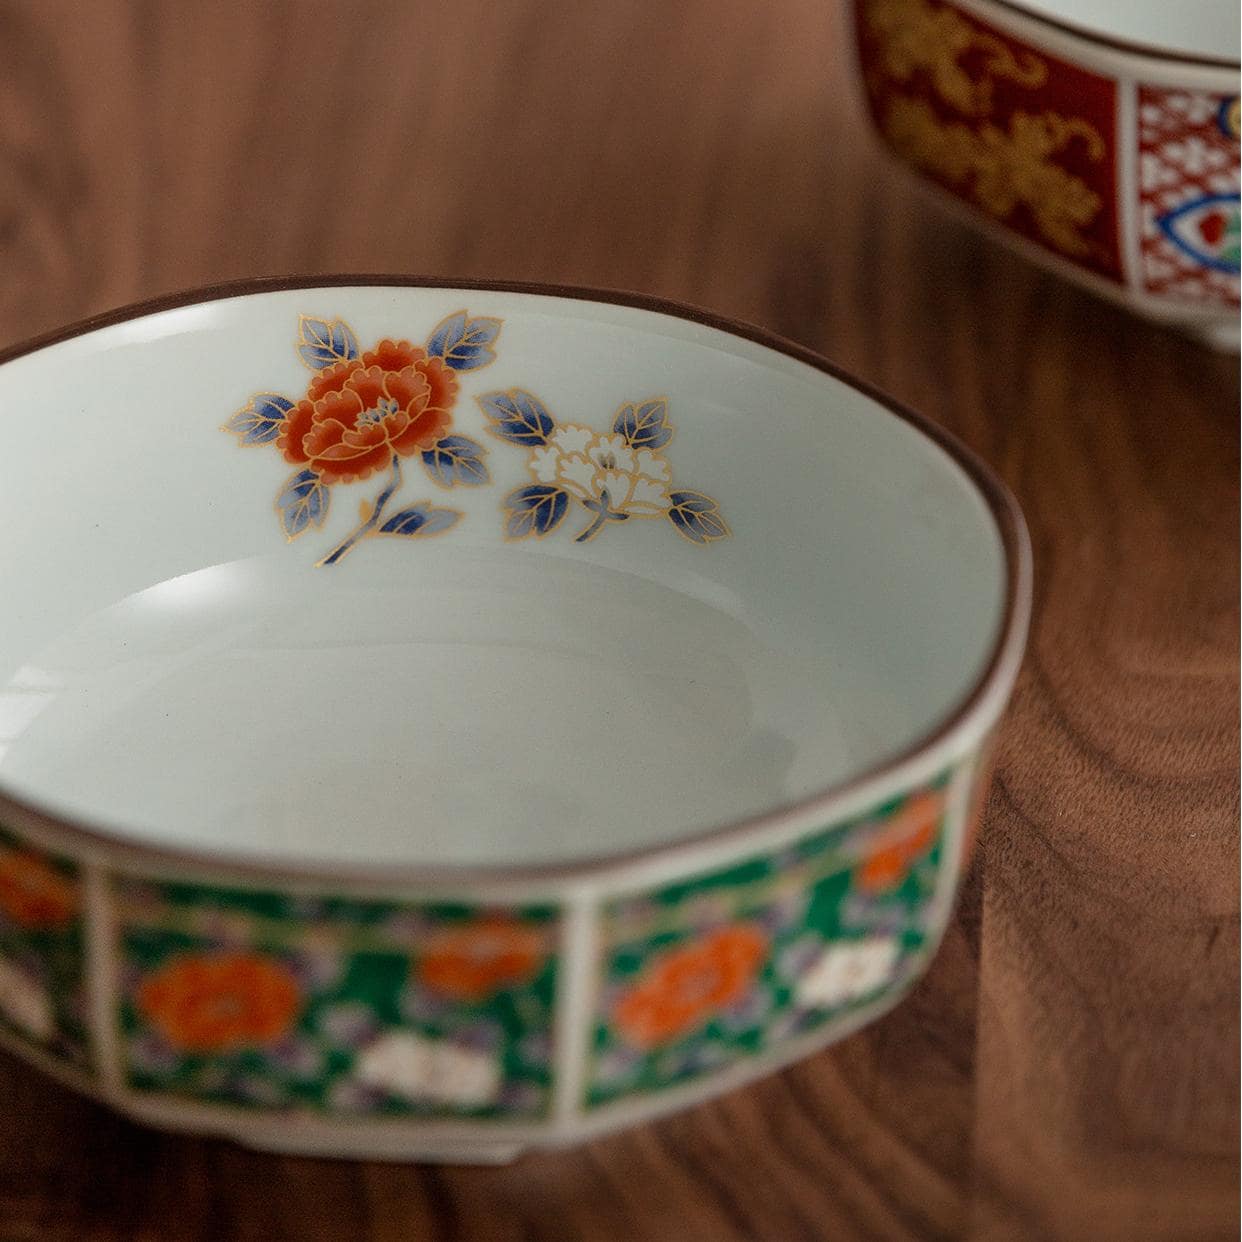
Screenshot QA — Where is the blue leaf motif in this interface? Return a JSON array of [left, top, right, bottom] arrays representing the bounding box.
[[276, 469, 329, 540], [377, 505, 461, 538], [668, 491, 716, 513], [298, 315, 360, 370], [504, 485, 569, 539], [478, 390, 555, 446], [421, 434, 490, 487], [330, 321, 354, 361], [426, 311, 502, 371], [667, 490, 729, 544], [224, 393, 293, 445], [613, 398, 673, 449]]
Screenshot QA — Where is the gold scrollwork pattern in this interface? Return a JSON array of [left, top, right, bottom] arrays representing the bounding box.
[[884, 98, 1105, 257], [863, 0, 1046, 116], [860, 0, 1110, 261]]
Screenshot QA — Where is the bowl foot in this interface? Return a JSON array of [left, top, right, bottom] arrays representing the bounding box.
[[1185, 317, 1240, 353], [237, 1128, 526, 1164]]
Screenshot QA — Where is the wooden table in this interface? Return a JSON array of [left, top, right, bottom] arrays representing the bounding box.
[[0, 2, 1237, 1238]]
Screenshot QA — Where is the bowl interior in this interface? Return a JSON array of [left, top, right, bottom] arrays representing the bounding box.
[[0, 287, 1007, 868]]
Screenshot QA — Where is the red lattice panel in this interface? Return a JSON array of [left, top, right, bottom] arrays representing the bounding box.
[[1137, 88, 1240, 305]]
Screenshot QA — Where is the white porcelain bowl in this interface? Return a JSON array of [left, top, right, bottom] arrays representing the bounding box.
[[0, 279, 1030, 1161], [851, 0, 1240, 348]]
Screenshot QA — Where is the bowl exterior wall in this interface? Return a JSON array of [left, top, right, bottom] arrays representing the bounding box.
[[0, 739, 998, 1161], [851, 0, 1241, 343]]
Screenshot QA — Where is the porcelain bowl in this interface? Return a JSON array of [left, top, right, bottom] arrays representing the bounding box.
[[851, 0, 1241, 348], [0, 279, 1030, 1161]]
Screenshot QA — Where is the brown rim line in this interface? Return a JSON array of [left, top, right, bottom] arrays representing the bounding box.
[[0, 275, 1034, 890], [985, 0, 1240, 69]]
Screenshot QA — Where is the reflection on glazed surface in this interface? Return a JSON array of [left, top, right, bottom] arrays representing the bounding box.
[[0, 549, 912, 867]]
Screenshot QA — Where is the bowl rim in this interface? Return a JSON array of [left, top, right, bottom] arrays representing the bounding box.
[[984, 0, 1240, 69], [0, 275, 1033, 888]]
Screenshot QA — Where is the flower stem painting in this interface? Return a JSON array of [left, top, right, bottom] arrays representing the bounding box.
[[479, 391, 729, 545], [224, 312, 501, 565]]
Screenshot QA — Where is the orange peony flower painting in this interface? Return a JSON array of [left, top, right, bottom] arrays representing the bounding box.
[[0, 849, 78, 930], [855, 789, 944, 893], [224, 311, 500, 564], [277, 341, 458, 485], [417, 917, 545, 1003], [613, 923, 768, 1049], [137, 951, 302, 1054]]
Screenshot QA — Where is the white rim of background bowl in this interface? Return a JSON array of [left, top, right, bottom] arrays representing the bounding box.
[[986, 0, 1240, 68], [0, 277, 1034, 891]]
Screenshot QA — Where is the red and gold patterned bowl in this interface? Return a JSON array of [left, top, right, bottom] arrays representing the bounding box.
[[851, 0, 1241, 347]]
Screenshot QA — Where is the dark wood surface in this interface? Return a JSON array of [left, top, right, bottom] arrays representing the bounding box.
[[0, 2, 1237, 1239]]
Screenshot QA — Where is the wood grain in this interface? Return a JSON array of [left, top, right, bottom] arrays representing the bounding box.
[[0, 1, 1237, 1238]]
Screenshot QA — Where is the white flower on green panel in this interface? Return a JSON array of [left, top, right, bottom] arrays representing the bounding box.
[[794, 936, 901, 1012], [0, 955, 54, 1041], [354, 1029, 501, 1107]]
